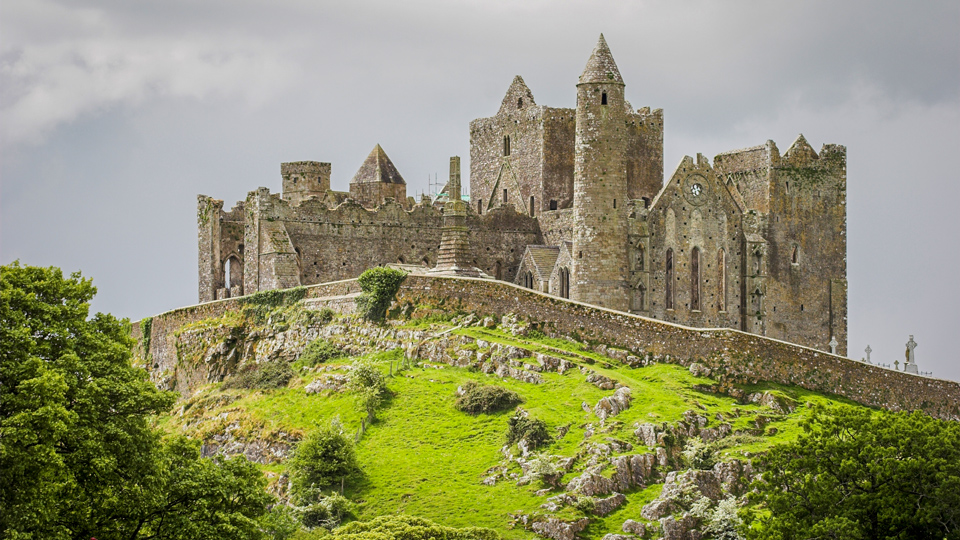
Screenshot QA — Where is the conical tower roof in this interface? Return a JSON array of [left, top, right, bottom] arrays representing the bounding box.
[[579, 34, 623, 85], [350, 144, 406, 185]]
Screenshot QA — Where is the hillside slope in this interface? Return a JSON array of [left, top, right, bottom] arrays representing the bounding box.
[[151, 298, 861, 538]]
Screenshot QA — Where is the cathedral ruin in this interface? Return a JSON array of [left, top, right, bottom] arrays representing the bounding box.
[[197, 34, 847, 355]]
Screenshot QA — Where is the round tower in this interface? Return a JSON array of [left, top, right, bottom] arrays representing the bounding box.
[[572, 34, 630, 310]]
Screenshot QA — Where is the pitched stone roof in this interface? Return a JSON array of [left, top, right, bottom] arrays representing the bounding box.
[[579, 34, 623, 85], [525, 245, 561, 282], [498, 75, 537, 116], [350, 144, 406, 185]]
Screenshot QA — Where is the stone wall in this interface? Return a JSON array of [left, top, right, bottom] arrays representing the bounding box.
[[140, 275, 959, 421], [393, 276, 960, 421]]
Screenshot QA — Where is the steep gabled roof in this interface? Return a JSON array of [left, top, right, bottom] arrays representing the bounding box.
[[350, 144, 406, 185], [579, 34, 623, 85], [782, 134, 819, 166], [522, 245, 561, 282], [498, 75, 537, 116]]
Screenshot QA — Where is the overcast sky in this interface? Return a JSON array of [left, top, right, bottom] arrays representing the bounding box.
[[3, 0, 959, 381]]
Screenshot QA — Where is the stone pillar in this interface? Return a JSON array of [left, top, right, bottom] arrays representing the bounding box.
[[432, 157, 483, 277]]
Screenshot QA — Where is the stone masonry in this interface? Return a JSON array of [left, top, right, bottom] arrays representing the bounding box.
[[197, 34, 847, 355]]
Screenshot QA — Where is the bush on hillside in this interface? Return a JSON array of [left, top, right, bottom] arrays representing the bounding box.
[[332, 515, 501, 540], [347, 359, 388, 421], [505, 412, 552, 450], [289, 422, 360, 500], [222, 361, 295, 390], [454, 381, 523, 414], [355, 267, 407, 322], [298, 339, 344, 367]]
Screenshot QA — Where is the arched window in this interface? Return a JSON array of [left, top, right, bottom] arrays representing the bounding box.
[[691, 247, 701, 311], [503, 135, 511, 157], [225, 255, 242, 294], [665, 248, 674, 310], [397, 256, 406, 264], [494, 261, 503, 281], [523, 271, 534, 289], [717, 248, 726, 312], [636, 243, 645, 271], [422, 256, 430, 267], [601, 92, 608, 105]]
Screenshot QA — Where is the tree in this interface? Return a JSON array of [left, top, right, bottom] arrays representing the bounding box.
[[0, 262, 272, 539], [744, 404, 960, 540], [288, 421, 360, 502], [347, 359, 387, 422]]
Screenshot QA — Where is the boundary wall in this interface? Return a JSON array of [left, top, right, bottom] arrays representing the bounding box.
[[134, 275, 960, 421]]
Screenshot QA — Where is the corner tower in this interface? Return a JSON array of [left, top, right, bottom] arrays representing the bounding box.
[[572, 34, 630, 310]]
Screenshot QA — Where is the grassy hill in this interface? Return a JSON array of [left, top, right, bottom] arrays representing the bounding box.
[[156, 305, 860, 538]]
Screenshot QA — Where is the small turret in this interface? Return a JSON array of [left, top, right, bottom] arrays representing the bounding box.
[[281, 161, 331, 205]]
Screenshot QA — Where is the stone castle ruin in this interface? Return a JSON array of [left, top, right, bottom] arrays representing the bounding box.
[[198, 34, 847, 355]]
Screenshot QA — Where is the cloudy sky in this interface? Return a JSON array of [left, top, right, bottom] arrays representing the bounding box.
[[3, 0, 958, 380]]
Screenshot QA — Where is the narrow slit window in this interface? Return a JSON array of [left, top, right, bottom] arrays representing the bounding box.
[[601, 92, 608, 105], [503, 135, 511, 156], [503, 188, 508, 204], [717, 248, 726, 312], [477, 199, 483, 214], [791, 245, 799, 264], [665, 248, 675, 310], [530, 196, 535, 216], [691, 247, 701, 311]]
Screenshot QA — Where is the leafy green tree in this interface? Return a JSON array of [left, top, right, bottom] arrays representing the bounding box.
[[355, 267, 406, 322], [0, 262, 272, 540], [745, 404, 960, 540], [347, 359, 387, 422], [289, 422, 361, 501]]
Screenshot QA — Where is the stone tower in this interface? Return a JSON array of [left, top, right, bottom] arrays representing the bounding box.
[[572, 34, 630, 310], [281, 161, 331, 205]]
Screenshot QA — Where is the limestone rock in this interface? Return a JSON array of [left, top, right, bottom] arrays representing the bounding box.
[[531, 518, 590, 540], [634, 422, 658, 447], [594, 492, 626, 516], [595, 387, 632, 420], [622, 519, 646, 535]]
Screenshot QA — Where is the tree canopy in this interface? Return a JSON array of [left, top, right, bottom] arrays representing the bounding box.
[[0, 262, 272, 540], [745, 404, 960, 540]]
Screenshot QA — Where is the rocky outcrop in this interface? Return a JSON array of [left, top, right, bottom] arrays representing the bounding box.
[[531, 518, 590, 540], [594, 493, 626, 516], [595, 387, 632, 420]]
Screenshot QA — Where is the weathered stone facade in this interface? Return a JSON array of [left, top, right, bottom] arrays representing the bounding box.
[[198, 34, 847, 355]]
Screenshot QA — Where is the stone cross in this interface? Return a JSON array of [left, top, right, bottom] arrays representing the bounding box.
[[864, 344, 872, 363], [905, 335, 917, 365], [829, 336, 838, 355]]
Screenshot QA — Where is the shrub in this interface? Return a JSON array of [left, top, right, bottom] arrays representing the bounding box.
[[300, 494, 355, 529], [682, 437, 717, 470], [332, 515, 501, 539], [289, 423, 360, 500], [574, 496, 596, 515], [347, 359, 388, 421], [222, 361, 295, 390], [526, 454, 562, 486], [454, 381, 523, 414], [356, 267, 407, 322], [298, 339, 344, 367], [506, 413, 552, 450]]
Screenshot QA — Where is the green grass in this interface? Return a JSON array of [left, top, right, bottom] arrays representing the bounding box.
[[157, 318, 858, 538]]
